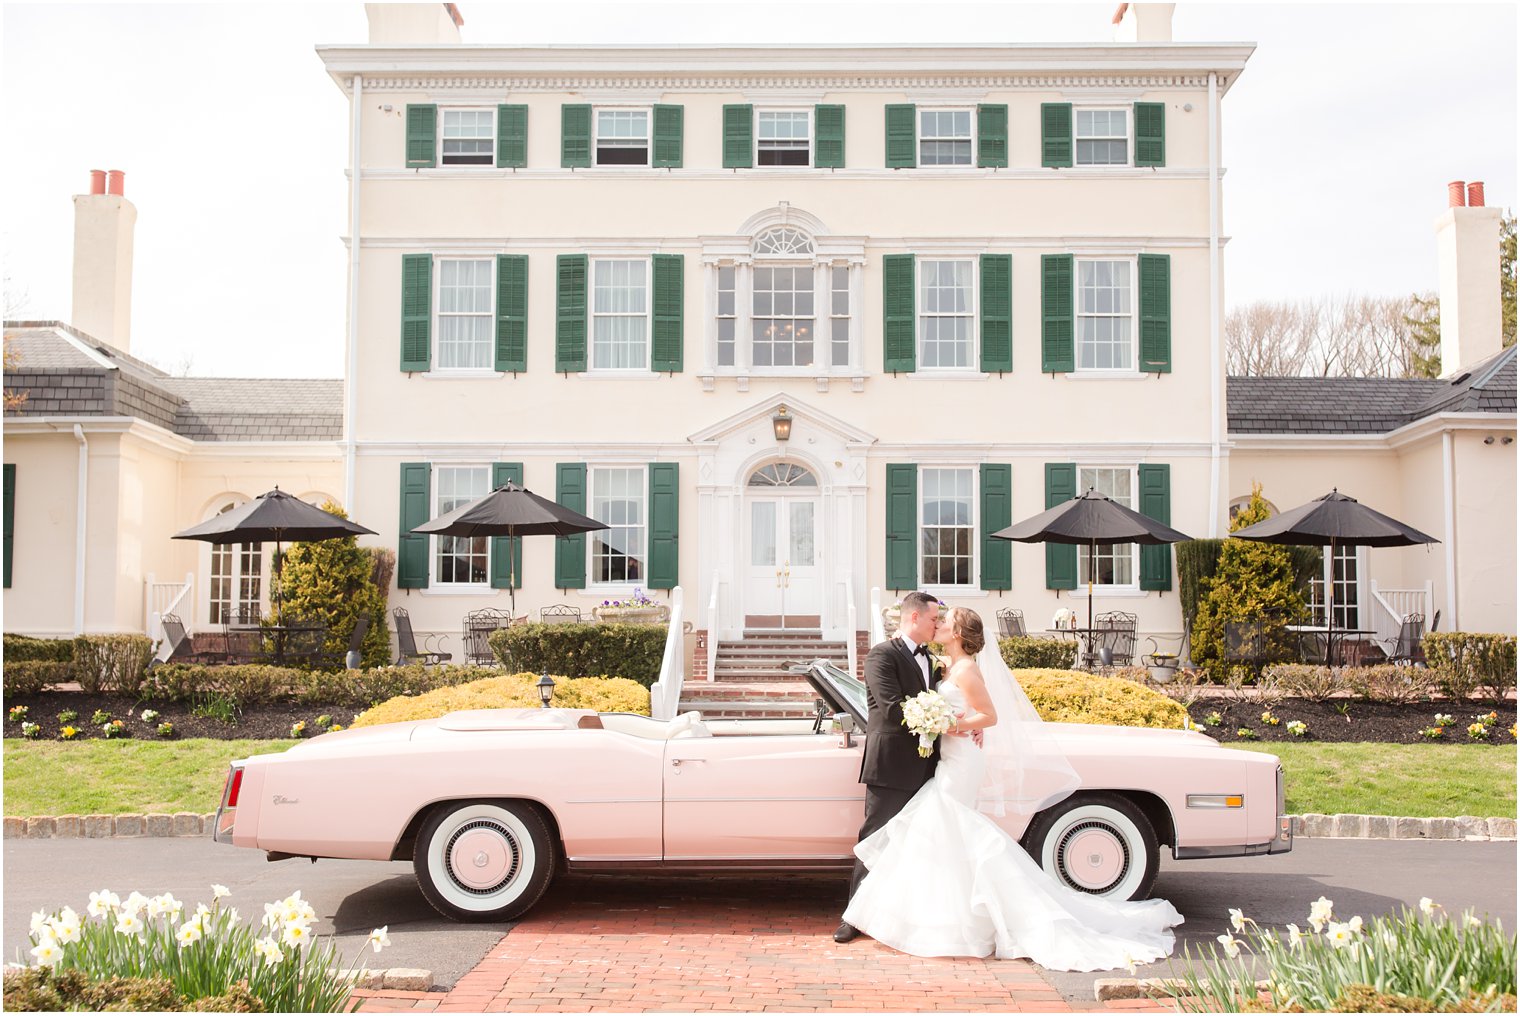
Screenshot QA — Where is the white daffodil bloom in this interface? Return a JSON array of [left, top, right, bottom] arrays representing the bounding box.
[[29, 911, 50, 936], [368, 926, 391, 953], [114, 912, 145, 937], [256, 936, 285, 967], [194, 902, 212, 921], [1229, 908, 1247, 931], [1420, 897, 1442, 918], [122, 892, 150, 917], [1326, 921, 1355, 948], [1308, 896, 1334, 932], [226, 907, 239, 926], [1216, 933, 1241, 959], [262, 902, 282, 928], [281, 919, 313, 950], [212, 884, 231, 901], [1286, 923, 1304, 950], [87, 890, 120, 918], [176, 921, 203, 948], [1347, 915, 1363, 935], [1465, 913, 1484, 930], [48, 910, 82, 945], [30, 936, 62, 967], [1120, 950, 1137, 975]]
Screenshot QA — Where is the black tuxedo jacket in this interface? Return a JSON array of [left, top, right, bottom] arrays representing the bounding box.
[[858, 636, 941, 792]]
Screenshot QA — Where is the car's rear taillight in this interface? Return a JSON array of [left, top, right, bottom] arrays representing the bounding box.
[[213, 765, 243, 844], [226, 767, 243, 808]]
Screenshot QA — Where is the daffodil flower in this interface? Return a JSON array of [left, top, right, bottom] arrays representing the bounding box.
[[281, 919, 312, 950], [1229, 907, 1248, 931], [1120, 950, 1137, 975], [1347, 915, 1363, 934], [1308, 896, 1334, 931], [1464, 912, 1484, 930], [30, 936, 62, 967], [114, 912, 145, 937], [87, 889, 120, 918], [176, 921, 203, 948], [368, 925, 391, 953], [1420, 897, 1442, 918], [1326, 920, 1355, 948], [122, 891, 150, 917], [29, 911, 50, 936], [212, 884, 231, 901], [1286, 923, 1303, 950], [1216, 932, 1241, 958]]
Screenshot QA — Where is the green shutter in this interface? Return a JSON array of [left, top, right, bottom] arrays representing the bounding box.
[[400, 254, 432, 373], [652, 104, 684, 168], [405, 104, 436, 168], [497, 104, 528, 168], [3, 463, 14, 589], [882, 254, 916, 373], [884, 104, 917, 168], [979, 253, 1012, 373], [495, 255, 528, 373], [1041, 103, 1072, 168], [979, 464, 1012, 592], [885, 464, 918, 591], [555, 254, 588, 373], [554, 463, 587, 589], [1044, 462, 1077, 590], [1040, 254, 1074, 374], [1134, 102, 1165, 168], [490, 463, 525, 590], [1138, 253, 1172, 373], [1138, 464, 1172, 591], [722, 105, 753, 168], [648, 462, 679, 590], [398, 462, 431, 589], [976, 104, 1008, 168], [814, 104, 846, 168], [650, 254, 684, 372], [561, 104, 592, 168]]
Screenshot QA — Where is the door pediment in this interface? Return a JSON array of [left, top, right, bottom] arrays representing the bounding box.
[[687, 394, 876, 448]]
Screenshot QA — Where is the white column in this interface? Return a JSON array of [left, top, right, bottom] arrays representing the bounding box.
[[849, 259, 865, 373], [701, 260, 718, 373], [736, 261, 753, 374], [813, 261, 829, 370]]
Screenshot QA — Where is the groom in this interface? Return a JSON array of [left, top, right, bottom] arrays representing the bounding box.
[[834, 590, 942, 944]]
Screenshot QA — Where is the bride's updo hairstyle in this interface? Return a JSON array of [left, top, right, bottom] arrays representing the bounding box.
[[949, 607, 986, 655]]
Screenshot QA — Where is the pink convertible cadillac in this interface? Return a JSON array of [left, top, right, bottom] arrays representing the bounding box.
[[214, 661, 1292, 922]]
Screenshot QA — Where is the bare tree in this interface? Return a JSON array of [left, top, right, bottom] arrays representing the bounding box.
[[1227, 294, 1426, 378]]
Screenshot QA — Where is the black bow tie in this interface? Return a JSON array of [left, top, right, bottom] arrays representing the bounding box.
[[912, 644, 928, 657]]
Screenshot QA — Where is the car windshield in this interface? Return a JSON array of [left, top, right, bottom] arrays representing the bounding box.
[[808, 661, 867, 723]]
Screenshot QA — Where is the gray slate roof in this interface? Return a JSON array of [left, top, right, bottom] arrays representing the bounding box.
[[1227, 346, 1517, 435], [4, 321, 341, 442]]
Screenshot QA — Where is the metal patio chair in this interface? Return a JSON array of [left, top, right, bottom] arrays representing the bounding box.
[[394, 607, 452, 666], [994, 608, 1026, 639]]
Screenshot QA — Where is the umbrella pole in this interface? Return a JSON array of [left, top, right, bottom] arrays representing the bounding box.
[[1326, 536, 1337, 667], [508, 528, 516, 616]]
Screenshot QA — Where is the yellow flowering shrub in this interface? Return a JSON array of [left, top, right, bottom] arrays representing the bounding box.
[[352, 672, 650, 727], [1018, 668, 1188, 728]]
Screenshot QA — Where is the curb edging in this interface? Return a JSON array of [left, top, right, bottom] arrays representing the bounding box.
[[1095, 977, 1271, 1002], [341, 968, 435, 992], [4, 812, 217, 839]]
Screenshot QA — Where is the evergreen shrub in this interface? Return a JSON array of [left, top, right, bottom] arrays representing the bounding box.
[[72, 635, 154, 695], [1424, 633, 1518, 705], [271, 501, 391, 670], [352, 672, 650, 726], [2, 660, 74, 695], [1019, 668, 1188, 728], [490, 622, 667, 688], [999, 636, 1078, 671], [1, 635, 74, 662]]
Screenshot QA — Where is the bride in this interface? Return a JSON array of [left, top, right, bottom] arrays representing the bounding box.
[[841, 607, 1184, 970]]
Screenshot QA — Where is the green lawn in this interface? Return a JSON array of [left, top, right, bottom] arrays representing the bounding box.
[[3, 739, 295, 817], [4, 739, 1515, 820], [1237, 742, 1517, 818]]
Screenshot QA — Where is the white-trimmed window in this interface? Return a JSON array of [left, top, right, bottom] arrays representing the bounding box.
[[1309, 545, 1361, 629], [435, 466, 490, 585], [752, 266, 815, 367], [591, 259, 649, 370], [208, 501, 262, 625], [757, 110, 811, 166], [716, 265, 737, 367], [441, 109, 494, 166], [590, 467, 646, 584], [1076, 109, 1129, 167], [436, 259, 494, 369], [1080, 467, 1136, 586], [595, 109, 650, 166], [830, 266, 850, 368], [919, 109, 973, 166], [919, 259, 975, 369], [921, 467, 974, 587], [1077, 259, 1135, 371]]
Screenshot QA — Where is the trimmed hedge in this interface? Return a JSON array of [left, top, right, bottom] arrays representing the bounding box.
[[1019, 668, 1189, 728], [999, 636, 1078, 671], [353, 673, 651, 727], [1424, 633, 1518, 704], [142, 663, 509, 708], [2, 660, 75, 695], [72, 635, 154, 695], [298, 665, 506, 708], [145, 663, 306, 704], [2, 634, 74, 663], [489, 622, 667, 688]]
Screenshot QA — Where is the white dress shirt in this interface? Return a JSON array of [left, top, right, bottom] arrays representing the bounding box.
[[899, 633, 932, 690]]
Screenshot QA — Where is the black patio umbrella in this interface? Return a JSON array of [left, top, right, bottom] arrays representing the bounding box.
[[992, 488, 1192, 635], [172, 488, 377, 616], [1229, 489, 1439, 660], [410, 480, 609, 612]]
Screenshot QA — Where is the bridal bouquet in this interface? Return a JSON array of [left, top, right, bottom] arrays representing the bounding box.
[[901, 689, 955, 758]]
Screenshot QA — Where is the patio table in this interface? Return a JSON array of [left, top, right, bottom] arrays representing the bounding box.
[[1286, 625, 1376, 666]]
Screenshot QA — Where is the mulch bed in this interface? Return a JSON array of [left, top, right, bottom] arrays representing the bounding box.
[[1185, 695, 1518, 746], [2, 692, 361, 742]]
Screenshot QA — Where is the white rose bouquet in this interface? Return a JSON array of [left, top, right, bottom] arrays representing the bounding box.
[[901, 689, 955, 758]]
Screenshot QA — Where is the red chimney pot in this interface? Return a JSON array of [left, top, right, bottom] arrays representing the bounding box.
[[1448, 181, 1467, 208], [106, 170, 125, 196], [88, 170, 106, 195], [1467, 181, 1485, 207]]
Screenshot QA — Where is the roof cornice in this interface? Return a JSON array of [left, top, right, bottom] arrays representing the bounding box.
[[1228, 412, 1517, 452], [316, 42, 1255, 94]]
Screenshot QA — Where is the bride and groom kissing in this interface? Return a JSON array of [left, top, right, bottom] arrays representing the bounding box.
[[832, 591, 1184, 972]]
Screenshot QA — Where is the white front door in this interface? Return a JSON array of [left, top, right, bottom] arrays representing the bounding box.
[[745, 496, 821, 623]]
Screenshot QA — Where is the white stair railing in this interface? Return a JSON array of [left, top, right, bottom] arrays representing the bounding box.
[[1369, 580, 1436, 649], [844, 576, 858, 677], [144, 572, 194, 643], [869, 586, 887, 648], [649, 586, 686, 721], [706, 569, 720, 684]]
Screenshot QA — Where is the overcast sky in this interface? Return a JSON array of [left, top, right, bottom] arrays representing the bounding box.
[[2, 2, 1515, 378]]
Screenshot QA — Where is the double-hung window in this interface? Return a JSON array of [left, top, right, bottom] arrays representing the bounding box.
[[829, 266, 850, 368], [436, 258, 494, 370], [596, 109, 650, 166], [752, 266, 815, 367], [1077, 259, 1135, 371], [591, 259, 649, 370], [435, 466, 490, 584], [757, 110, 811, 166], [1075, 109, 1129, 166], [208, 501, 262, 624], [1309, 545, 1360, 628], [590, 467, 646, 584], [441, 109, 494, 166], [716, 266, 737, 368], [919, 109, 973, 166], [918, 259, 975, 369], [921, 467, 974, 587], [1080, 467, 1136, 586]]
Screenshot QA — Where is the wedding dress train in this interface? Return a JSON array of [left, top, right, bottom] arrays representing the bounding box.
[[841, 681, 1184, 970]]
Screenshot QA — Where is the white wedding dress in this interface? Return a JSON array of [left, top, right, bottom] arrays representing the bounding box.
[[842, 679, 1184, 970]]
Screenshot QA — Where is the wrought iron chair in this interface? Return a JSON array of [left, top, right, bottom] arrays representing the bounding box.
[[1085, 611, 1138, 668], [462, 608, 511, 666], [994, 608, 1026, 639], [394, 607, 452, 666], [1380, 613, 1426, 666], [539, 603, 583, 624], [278, 615, 329, 668], [1224, 619, 1268, 669], [222, 606, 265, 665], [148, 613, 195, 670], [317, 615, 370, 671]]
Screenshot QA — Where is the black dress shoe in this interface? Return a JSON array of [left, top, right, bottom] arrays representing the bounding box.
[[833, 921, 860, 943]]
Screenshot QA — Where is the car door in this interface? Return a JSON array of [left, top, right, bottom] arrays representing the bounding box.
[[661, 732, 864, 861]]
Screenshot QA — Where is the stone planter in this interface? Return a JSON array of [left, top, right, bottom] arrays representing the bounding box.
[[1146, 656, 1180, 684], [591, 605, 668, 624]]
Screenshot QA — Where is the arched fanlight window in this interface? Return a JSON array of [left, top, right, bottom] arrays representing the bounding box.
[[748, 463, 818, 487], [752, 227, 814, 257]]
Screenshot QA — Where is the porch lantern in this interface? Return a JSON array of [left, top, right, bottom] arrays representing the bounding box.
[[772, 405, 792, 442], [537, 671, 556, 708]]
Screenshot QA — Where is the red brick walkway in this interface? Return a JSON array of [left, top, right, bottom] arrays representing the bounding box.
[[350, 876, 1177, 1013]]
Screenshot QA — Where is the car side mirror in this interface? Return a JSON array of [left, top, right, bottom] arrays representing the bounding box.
[[833, 712, 856, 749]]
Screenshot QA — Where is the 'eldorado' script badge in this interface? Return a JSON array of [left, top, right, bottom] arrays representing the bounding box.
[[272, 795, 300, 806]]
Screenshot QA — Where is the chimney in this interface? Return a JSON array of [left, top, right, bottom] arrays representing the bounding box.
[[364, 3, 462, 44], [1435, 180, 1503, 377], [1112, 3, 1176, 42], [71, 168, 137, 353]]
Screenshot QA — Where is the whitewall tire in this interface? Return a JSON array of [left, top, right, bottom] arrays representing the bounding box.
[[1021, 792, 1160, 902], [413, 800, 556, 922]]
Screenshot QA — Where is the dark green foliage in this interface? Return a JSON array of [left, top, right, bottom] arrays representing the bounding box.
[[998, 636, 1078, 671], [1504, 212, 1516, 350], [145, 664, 306, 704], [490, 622, 668, 687], [141, 662, 505, 708], [2, 634, 74, 662], [1175, 538, 1225, 634], [3, 660, 74, 695], [298, 664, 505, 708], [270, 501, 391, 670], [72, 635, 154, 695], [1423, 632, 1518, 704], [1404, 291, 1442, 379]]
